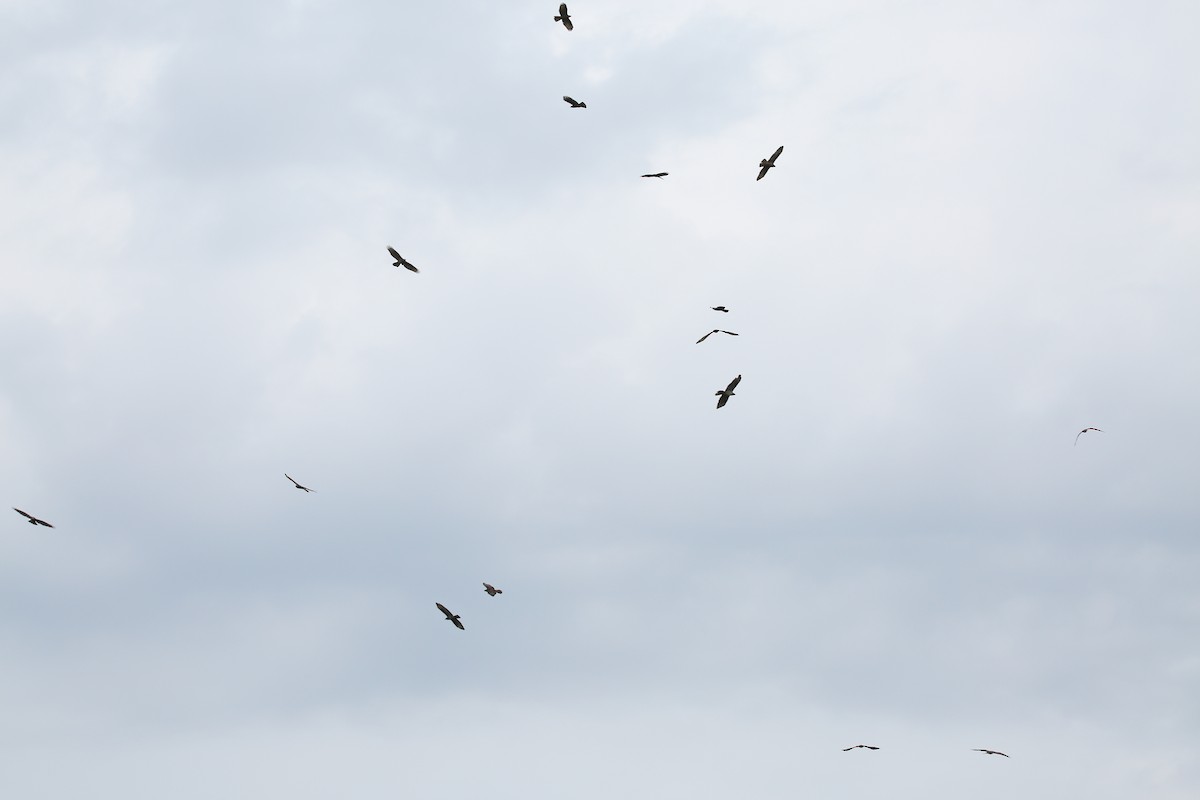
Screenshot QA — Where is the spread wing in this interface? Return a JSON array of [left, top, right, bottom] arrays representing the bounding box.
[[436, 602, 452, 618], [726, 374, 742, 393], [756, 164, 770, 180], [768, 145, 784, 164], [696, 330, 716, 344], [400, 257, 419, 273], [452, 616, 465, 630], [387, 246, 401, 260], [720, 330, 738, 336], [716, 392, 730, 409], [14, 508, 33, 521]]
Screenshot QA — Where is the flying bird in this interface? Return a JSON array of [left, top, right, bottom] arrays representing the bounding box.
[[842, 745, 880, 752], [13, 508, 53, 528], [973, 749, 1010, 758], [696, 329, 739, 344], [554, 3, 573, 30], [436, 602, 465, 630], [756, 145, 784, 180], [562, 96, 587, 108], [715, 374, 742, 409], [284, 474, 315, 493], [483, 582, 503, 596], [711, 306, 730, 313], [387, 246, 418, 272], [1074, 427, 1104, 446], [640, 172, 668, 179]]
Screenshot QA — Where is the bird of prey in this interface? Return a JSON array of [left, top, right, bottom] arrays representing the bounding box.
[[563, 96, 587, 108], [387, 247, 418, 272], [715, 374, 742, 409], [756, 145, 784, 180], [284, 474, 315, 493], [483, 582, 503, 596], [13, 508, 53, 528], [641, 172, 668, 179], [711, 306, 730, 313], [554, 3, 573, 30], [1074, 427, 1104, 446], [973, 749, 1010, 758], [696, 329, 739, 344], [436, 602, 465, 630], [842, 745, 880, 752]]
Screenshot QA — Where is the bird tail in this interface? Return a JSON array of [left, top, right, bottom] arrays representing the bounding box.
[[554, 15, 563, 20]]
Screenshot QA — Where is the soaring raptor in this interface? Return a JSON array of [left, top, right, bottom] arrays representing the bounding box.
[[715, 374, 742, 409], [756, 145, 784, 180], [436, 602, 465, 630]]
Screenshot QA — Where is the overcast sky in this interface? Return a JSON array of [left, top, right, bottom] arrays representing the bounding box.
[[2, 1, 1199, 797]]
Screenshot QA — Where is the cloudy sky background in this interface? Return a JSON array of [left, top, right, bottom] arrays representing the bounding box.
[[2, 0, 1198, 797]]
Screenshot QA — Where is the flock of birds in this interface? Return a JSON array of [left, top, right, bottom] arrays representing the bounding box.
[[9, 1, 1115, 767]]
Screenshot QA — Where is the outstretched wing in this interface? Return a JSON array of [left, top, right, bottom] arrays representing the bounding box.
[[13, 508, 33, 521], [720, 330, 738, 336], [767, 145, 784, 165], [400, 257, 419, 273], [452, 616, 465, 630], [696, 330, 716, 344], [756, 164, 770, 181], [726, 374, 742, 393], [436, 602, 452, 618], [387, 246, 401, 261]]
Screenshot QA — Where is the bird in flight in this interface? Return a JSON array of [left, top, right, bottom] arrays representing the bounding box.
[[711, 306, 730, 313], [1074, 427, 1103, 446], [842, 745, 880, 752], [715, 374, 742, 409], [436, 602, 465, 630], [696, 329, 738, 344], [756, 145, 784, 180], [563, 96, 587, 108], [387, 247, 418, 273], [13, 508, 53, 528], [285, 474, 315, 493], [973, 749, 1009, 758], [640, 172, 668, 179], [483, 582, 503, 596], [554, 3, 573, 30]]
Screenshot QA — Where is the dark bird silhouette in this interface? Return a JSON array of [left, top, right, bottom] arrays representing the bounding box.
[[483, 582, 503, 596], [563, 96, 587, 108], [973, 749, 1010, 758], [715, 374, 742, 409], [387, 247, 418, 272], [842, 745, 880, 752], [436, 602, 465, 630], [13, 508, 53, 528], [1075, 427, 1104, 446], [554, 3, 573, 30], [641, 172, 668, 179], [285, 474, 315, 493], [756, 145, 784, 180], [711, 306, 730, 313], [696, 329, 738, 344]]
